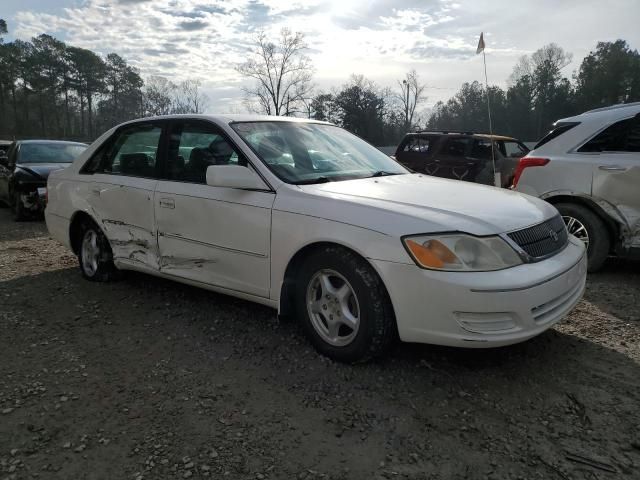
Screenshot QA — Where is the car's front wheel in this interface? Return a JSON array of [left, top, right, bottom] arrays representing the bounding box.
[[556, 202, 610, 272], [78, 221, 121, 282], [295, 246, 396, 363]]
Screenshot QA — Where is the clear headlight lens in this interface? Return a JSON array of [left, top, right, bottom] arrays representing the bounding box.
[[403, 234, 523, 271]]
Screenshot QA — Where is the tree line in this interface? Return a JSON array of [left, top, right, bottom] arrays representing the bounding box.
[[239, 31, 640, 143], [0, 22, 208, 141], [2, 18, 639, 145], [427, 41, 640, 141]]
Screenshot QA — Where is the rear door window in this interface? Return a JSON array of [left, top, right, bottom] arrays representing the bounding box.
[[578, 116, 640, 153], [500, 140, 529, 158], [402, 137, 433, 154], [443, 137, 471, 157], [86, 123, 162, 177]]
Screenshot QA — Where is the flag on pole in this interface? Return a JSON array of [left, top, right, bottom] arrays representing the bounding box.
[[476, 32, 485, 54]]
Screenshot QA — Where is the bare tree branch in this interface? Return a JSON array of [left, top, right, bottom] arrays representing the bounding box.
[[236, 28, 314, 116]]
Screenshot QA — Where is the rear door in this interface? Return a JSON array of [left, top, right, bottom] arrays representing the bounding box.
[[154, 119, 275, 298], [81, 121, 164, 269], [580, 114, 640, 246], [433, 136, 473, 181]]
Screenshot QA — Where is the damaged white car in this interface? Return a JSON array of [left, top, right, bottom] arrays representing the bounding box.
[[46, 115, 587, 362]]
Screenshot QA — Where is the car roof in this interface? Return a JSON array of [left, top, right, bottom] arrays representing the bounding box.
[[16, 139, 88, 146], [118, 114, 334, 126], [530, 102, 640, 155], [404, 131, 520, 142], [557, 102, 640, 124]]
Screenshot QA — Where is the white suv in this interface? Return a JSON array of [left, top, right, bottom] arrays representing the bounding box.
[[514, 103, 640, 271]]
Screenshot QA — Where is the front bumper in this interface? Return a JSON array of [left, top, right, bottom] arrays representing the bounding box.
[[372, 236, 587, 348]]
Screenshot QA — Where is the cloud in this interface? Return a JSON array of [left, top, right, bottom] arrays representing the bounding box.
[[177, 19, 209, 30], [8, 0, 640, 113]]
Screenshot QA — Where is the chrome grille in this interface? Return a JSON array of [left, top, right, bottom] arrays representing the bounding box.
[[507, 215, 568, 260]]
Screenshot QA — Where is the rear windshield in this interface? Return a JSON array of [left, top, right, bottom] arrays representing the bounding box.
[[19, 143, 87, 163], [534, 122, 580, 149]]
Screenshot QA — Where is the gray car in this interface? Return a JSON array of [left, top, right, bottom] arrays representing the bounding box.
[[514, 102, 640, 271]]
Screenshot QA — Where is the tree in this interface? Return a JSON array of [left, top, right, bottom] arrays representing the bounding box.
[[575, 40, 640, 109], [508, 43, 574, 137], [236, 28, 314, 116], [396, 70, 426, 130], [143, 76, 176, 116], [172, 79, 208, 114], [0, 19, 7, 42], [68, 46, 106, 138]]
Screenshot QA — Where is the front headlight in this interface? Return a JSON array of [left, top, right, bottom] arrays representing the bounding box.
[[403, 233, 523, 271]]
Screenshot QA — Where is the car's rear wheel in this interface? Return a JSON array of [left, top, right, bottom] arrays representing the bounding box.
[[295, 246, 396, 363], [556, 202, 609, 272], [78, 221, 120, 282]]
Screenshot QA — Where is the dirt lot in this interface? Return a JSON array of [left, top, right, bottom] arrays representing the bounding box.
[[0, 208, 639, 480]]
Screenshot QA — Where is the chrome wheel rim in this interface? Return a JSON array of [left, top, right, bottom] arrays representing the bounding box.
[[306, 269, 360, 347], [81, 230, 100, 276], [563, 215, 589, 249]]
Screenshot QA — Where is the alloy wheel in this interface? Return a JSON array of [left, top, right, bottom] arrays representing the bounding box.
[[81, 230, 100, 277], [306, 269, 360, 347], [563, 215, 589, 249]]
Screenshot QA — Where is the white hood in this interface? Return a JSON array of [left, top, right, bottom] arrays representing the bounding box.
[[284, 174, 558, 236]]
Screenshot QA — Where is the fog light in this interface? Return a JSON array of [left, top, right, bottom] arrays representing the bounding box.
[[453, 312, 519, 334]]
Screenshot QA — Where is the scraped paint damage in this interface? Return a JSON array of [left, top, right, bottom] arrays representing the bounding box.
[[593, 166, 640, 249]]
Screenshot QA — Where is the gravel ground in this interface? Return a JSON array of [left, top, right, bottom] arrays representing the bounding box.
[[0, 207, 639, 480]]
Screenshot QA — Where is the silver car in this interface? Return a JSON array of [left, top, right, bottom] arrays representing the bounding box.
[[514, 102, 640, 271]]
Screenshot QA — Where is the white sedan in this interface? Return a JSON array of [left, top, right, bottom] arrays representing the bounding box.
[[45, 115, 587, 362]]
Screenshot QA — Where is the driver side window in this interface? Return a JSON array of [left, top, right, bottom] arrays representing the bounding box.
[[165, 122, 247, 184]]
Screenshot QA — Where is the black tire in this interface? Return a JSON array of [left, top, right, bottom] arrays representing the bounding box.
[[294, 246, 397, 363], [12, 191, 26, 221], [77, 220, 121, 282], [556, 202, 610, 272]]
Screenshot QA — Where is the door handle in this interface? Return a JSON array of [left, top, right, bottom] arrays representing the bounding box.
[[159, 197, 175, 209], [598, 165, 628, 171], [90, 188, 101, 196]]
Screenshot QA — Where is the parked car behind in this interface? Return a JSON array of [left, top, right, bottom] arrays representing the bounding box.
[[394, 131, 530, 187], [46, 115, 586, 362], [0, 140, 12, 159], [0, 140, 87, 220], [514, 102, 640, 272]]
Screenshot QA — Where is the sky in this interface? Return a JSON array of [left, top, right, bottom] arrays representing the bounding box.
[[3, 0, 640, 115]]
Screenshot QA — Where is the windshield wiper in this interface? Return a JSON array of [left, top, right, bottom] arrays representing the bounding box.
[[293, 176, 332, 185], [368, 171, 403, 178]]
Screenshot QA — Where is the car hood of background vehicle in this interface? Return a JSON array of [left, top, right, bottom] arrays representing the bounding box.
[[296, 174, 558, 236], [16, 163, 70, 180]]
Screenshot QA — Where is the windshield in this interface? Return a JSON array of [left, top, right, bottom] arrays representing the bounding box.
[[18, 143, 87, 164], [231, 122, 408, 184]]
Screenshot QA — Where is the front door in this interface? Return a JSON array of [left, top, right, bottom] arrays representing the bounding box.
[[81, 122, 164, 269], [155, 120, 275, 298]]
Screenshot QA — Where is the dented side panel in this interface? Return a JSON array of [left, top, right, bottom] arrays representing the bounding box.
[[87, 174, 159, 269], [154, 180, 275, 298], [592, 160, 640, 249]]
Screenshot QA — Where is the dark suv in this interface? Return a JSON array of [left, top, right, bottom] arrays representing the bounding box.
[[394, 131, 529, 188]]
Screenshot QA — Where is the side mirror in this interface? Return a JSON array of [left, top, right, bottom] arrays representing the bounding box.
[[206, 165, 267, 190]]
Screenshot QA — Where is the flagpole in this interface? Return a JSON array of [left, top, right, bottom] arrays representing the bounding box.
[[478, 34, 502, 187], [481, 44, 499, 187]]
